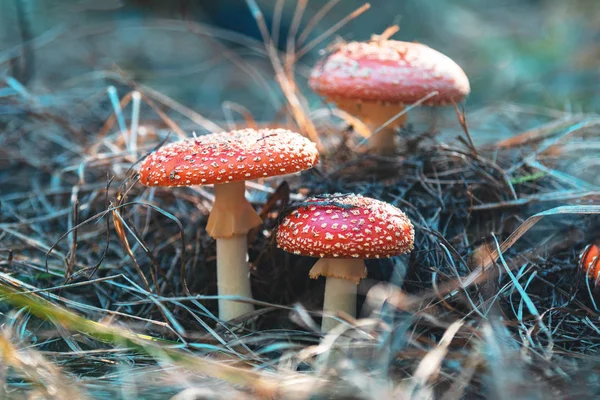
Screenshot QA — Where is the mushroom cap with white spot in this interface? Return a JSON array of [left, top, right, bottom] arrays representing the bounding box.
[[276, 193, 414, 259], [309, 40, 470, 106], [139, 128, 319, 187]]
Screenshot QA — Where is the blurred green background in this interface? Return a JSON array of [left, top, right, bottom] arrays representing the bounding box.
[[1, 0, 599, 119]]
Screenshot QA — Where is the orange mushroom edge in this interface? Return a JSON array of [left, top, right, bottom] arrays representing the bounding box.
[[580, 244, 600, 281]]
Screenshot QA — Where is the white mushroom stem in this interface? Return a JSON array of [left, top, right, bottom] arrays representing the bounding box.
[[207, 181, 262, 321], [310, 257, 367, 332], [216, 235, 254, 321], [322, 277, 358, 332]]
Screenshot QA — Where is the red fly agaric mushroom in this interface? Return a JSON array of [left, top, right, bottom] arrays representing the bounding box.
[[580, 244, 600, 283], [139, 128, 319, 321], [309, 39, 470, 155], [276, 193, 414, 331]]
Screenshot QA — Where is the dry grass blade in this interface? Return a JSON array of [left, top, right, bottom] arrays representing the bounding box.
[[471, 190, 600, 211], [468, 205, 600, 284], [296, 0, 341, 47], [245, 0, 323, 152], [295, 3, 371, 60], [401, 205, 600, 312], [136, 83, 224, 134], [0, 281, 311, 397], [407, 321, 463, 396], [0, 332, 90, 399], [112, 204, 152, 291], [452, 100, 478, 156], [494, 115, 586, 149]]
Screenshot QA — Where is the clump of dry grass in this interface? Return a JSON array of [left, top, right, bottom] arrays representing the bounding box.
[[1, 1, 600, 399]]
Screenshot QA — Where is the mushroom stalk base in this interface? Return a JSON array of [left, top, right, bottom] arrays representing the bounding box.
[[322, 277, 358, 332], [208, 181, 261, 321], [216, 235, 254, 321], [368, 124, 399, 156], [312, 258, 366, 332], [365, 104, 407, 156], [206, 181, 262, 238], [332, 97, 407, 155]]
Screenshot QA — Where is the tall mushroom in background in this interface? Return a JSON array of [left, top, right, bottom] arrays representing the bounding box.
[[277, 193, 414, 332], [309, 39, 470, 155], [140, 128, 319, 321]]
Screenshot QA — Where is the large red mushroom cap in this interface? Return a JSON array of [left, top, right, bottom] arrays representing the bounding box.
[[139, 128, 319, 187], [309, 40, 470, 106], [277, 193, 414, 260]]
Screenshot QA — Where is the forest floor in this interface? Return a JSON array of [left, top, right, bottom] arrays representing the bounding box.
[[1, 2, 600, 399]]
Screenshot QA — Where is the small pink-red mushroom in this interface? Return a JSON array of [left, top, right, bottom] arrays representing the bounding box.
[[309, 39, 470, 154], [277, 193, 414, 331]]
